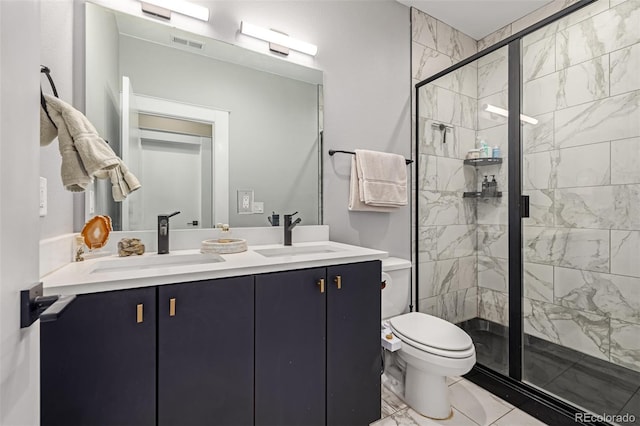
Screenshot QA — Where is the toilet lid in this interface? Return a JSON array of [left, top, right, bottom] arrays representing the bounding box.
[[389, 312, 473, 352]]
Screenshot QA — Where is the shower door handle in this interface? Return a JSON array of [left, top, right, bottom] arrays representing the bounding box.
[[521, 195, 530, 218]]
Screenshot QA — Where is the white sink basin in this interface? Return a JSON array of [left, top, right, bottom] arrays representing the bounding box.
[[90, 253, 224, 274], [255, 245, 343, 258]]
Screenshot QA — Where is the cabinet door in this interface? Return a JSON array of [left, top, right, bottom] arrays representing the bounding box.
[[158, 276, 254, 426], [327, 261, 382, 425], [41, 287, 156, 426], [255, 268, 326, 426]]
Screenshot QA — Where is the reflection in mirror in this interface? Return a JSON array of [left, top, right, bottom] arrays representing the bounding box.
[[85, 3, 323, 231]]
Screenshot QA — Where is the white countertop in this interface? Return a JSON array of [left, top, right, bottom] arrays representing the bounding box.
[[42, 241, 387, 296]]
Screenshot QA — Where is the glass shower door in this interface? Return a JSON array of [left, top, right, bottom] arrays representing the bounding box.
[[415, 45, 510, 375], [520, 0, 640, 418]]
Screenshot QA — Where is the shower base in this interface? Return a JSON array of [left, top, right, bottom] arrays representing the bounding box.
[[458, 317, 640, 423]]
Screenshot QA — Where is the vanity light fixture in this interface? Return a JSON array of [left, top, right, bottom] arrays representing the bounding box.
[[140, 0, 209, 22], [483, 103, 538, 125], [240, 21, 318, 56]]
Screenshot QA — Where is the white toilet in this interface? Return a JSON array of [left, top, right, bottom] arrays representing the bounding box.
[[381, 257, 476, 420]]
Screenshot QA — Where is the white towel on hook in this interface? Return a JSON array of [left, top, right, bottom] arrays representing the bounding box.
[[348, 157, 397, 212], [355, 149, 407, 207]]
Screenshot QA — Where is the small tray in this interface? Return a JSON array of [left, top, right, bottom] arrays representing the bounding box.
[[201, 238, 248, 254], [81, 215, 112, 250]]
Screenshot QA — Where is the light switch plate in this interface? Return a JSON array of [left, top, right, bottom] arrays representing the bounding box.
[[39, 177, 47, 217], [253, 202, 264, 214]]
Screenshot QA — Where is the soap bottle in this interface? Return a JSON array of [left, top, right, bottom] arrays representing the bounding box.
[[490, 175, 498, 195], [481, 175, 489, 195], [479, 140, 488, 158], [219, 224, 232, 243]]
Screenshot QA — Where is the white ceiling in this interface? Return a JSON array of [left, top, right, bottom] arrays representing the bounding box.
[[397, 0, 555, 40]]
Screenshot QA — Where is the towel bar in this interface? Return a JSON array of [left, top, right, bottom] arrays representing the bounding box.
[[328, 149, 413, 164]]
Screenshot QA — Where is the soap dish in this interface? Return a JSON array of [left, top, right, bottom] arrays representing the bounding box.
[[201, 238, 248, 254]]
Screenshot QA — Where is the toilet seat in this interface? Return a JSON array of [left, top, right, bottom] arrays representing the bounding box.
[[389, 312, 474, 359]]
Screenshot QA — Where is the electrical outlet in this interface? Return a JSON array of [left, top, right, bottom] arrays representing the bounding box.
[[39, 177, 47, 217], [253, 202, 264, 214], [237, 190, 254, 214]]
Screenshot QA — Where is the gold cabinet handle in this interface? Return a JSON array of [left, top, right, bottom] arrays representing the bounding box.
[[334, 275, 342, 290], [169, 298, 176, 317], [317, 278, 325, 293], [137, 304, 144, 323]]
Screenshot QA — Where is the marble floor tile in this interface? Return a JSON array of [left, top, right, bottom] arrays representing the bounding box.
[[446, 376, 463, 386], [449, 379, 513, 426], [382, 384, 407, 418], [490, 408, 547, 426], [372, 407, 479, 426]]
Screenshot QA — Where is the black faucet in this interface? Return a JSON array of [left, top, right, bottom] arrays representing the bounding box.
[[283, 212, 302, 246], [157, 211, 180, 254]]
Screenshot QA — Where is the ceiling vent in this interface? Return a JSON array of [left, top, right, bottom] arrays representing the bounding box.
[[171, 35, 204, 50]]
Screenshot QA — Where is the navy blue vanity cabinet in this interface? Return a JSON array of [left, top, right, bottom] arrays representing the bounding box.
[[255, 267, 327, 426], [157, 276, 254, 426], [41, 287, 157, 426], [255, 261, 381, 426], [327, 261, 381, 425]]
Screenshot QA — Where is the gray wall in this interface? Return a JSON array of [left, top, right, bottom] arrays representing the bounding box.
[[1, 1, 41, 424], [40, 0, 412, 259], [118, 35, 319, 227]]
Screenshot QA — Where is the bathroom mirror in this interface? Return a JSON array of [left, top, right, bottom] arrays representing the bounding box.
[[85, 3, 323, 231]]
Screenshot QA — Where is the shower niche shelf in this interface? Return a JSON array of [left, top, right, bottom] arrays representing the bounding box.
[[463, 191, 502, 198], [463, 158, 502, 166]]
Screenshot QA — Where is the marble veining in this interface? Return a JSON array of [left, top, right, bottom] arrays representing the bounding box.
[[610, 42, 640, 96], [522, 113, 554, 154], [419, 256, 476, 299], [611, 137, 640, 185], [412, 44, 454, 82], [411, 8, 436, 50], [525, 190, 555, 227], [524, 298, 609, 361], [431, 62, 477, 99], [556, 1, 640, 69], [418, 226, 438, 261], [555, 142, 610, 188], [524, 227, 609, 272], [418, 154, 437, 191], [611, 230, 640, 278], [554, 267, 640, 324], [524, 262, 554, 303], [477, 225, 508, 258], [610, 319, 640, 372], [436, 156, 475, 192], [435, 20, 477, 62], [478, 288, 509, 326], [478, 256, 508, 293], [436, 86, 477, 130], [477, 54, 508, 99], [419, 191, 474, 226], [477, 24, 511, 51], [477, 90, 508, 130], [555, 184, 640, 230], [436, 225, 476, 260], [440, 287, 477, 324], [477, 193, 508, 226], [554, 90, 640, 150], [523, 35, 556, 83]]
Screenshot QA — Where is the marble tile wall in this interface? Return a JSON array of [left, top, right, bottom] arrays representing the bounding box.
[[413, 7, 479, 324], [413, 0, 640, 372], [517, 0, 640, 372]]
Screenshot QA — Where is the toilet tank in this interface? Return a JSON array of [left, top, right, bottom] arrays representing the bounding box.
[[381, 257, 412, 319]]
